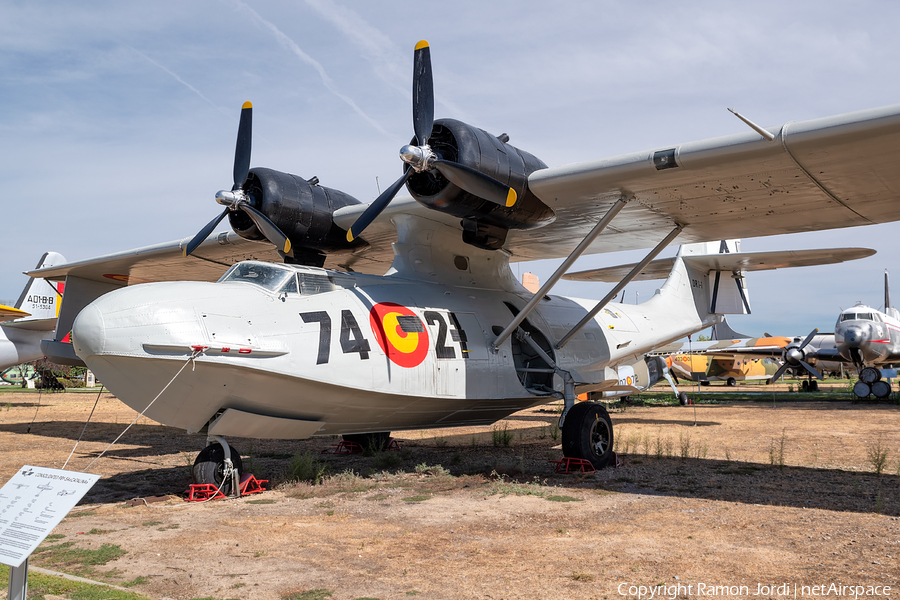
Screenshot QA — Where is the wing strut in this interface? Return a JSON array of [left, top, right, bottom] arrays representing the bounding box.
[[556, 225, 684, 349], [490, 197, 631, 352]]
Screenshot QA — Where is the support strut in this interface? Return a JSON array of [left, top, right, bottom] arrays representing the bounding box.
[[491, 197, 630, 352], [556, 225, 684, 350], [210, 434, 240, 497]]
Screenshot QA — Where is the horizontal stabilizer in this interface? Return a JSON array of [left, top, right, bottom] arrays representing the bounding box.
[[0, 304, 30, 322], [564, 247, 875, 282]]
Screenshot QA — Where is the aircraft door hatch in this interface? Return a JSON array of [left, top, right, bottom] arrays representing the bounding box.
[[502, 302, 556, 395]]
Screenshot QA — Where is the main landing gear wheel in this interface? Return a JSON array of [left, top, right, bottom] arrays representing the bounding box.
[[679, 392, 689, 406], [726, 377, 736, 387], [809, 380, 819, 392], [192, 442, 243, 495], [872, 380, 892, 400], [342, 432, 392, 452], [561, 402, 614, 469]]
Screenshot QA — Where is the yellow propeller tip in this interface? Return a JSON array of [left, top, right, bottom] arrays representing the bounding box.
[[283, 239, 292, 254], [505, 188, 517, 208], [346, 230, 355, 243], [182, 248, 188, 258], [242, 101, 252, 109], [415, 40, 429, 50]]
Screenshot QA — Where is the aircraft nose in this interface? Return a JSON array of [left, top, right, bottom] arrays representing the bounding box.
[[72, 302, 106, 358], [842, 325, 867, 347]]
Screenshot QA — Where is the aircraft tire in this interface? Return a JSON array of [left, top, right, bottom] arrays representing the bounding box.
[[726, 377, 736, 387], [872, 380, 891, 399], [192, 442, 243, 495], [561, 402, 614, 469], [853, 381, 871, 400], [700, 381, 710, 387], [678, 392, 689, 406], [809, 380, 819, 392], [860, 367, 881, 384], [342, 432, 392, 453]]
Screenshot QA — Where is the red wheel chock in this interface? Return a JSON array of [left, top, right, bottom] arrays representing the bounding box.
[[551, 452, 621, 474], [323, 438, 401, 455], [323, 440, 364, 455], [185, 473, 268, 502]]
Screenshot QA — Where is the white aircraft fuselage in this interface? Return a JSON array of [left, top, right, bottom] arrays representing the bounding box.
[[72, 221, 717, 439], [834, 303, 900, 367]]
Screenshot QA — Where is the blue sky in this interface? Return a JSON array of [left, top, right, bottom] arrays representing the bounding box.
[[1, 1, 898, 337]]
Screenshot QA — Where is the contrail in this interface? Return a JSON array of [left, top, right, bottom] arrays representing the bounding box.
[[301, 0, 468, 121], [126, 46, 232, 119], [231, 0, 392, 138]]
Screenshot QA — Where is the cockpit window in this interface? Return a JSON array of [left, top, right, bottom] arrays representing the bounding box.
[[298, 273, 335, 295], [219, 263, 294, 292], [841, 312, 875, 321], [279, 275, 299, 295], [219, 262, 338, 296]]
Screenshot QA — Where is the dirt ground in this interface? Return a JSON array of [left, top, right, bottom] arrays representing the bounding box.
[[1, 386, 899, 600]]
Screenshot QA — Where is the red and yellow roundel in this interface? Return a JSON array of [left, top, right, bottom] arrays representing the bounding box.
[[369, 302, 429, 368]]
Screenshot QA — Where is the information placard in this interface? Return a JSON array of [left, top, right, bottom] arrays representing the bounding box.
[[0, 466, 99, 568]]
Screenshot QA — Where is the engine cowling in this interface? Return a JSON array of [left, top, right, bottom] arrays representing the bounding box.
[[228, 167, 364, 265], [405, 119, 555, 249]]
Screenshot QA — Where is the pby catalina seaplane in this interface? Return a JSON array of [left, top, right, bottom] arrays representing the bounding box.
[[27, 41, 900, 490]]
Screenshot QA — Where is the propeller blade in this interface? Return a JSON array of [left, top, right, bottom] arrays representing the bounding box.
[[412, 40, 434, 147], [240, 203, 292, 255], [768, 362, 791, 384], [233, 101, 253, 190], [346, 170, 412, 242], [799, 360, 824, 380], [184, 208, 229, 258], [432, 159, 517, 207], [797, 327, 819, 350]]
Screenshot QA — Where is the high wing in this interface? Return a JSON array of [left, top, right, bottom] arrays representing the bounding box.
[[30, 103, 900, 286], [513, 103, 900, 261]]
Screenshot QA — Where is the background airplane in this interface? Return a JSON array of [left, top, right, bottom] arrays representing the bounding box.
[[0, 253, 65, 371]]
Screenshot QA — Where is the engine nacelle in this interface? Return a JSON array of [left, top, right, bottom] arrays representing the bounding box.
[[228, 167, 364, 266], [406, 119, 556, 249]]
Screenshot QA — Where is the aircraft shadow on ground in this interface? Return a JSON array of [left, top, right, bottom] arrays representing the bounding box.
[[5, 420, 898, 516]]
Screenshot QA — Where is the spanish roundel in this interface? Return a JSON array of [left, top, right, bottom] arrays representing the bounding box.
[[369, 303, 429, 368]]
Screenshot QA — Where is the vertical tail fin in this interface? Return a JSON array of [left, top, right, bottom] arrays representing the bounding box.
[[14, 252, 66, 321], [678, 239, 751, 316]]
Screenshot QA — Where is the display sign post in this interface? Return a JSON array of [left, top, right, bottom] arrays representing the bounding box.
[[0, 466, 100, 600]]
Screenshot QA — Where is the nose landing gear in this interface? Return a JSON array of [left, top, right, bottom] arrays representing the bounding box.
[[852, 367, 893, 402]]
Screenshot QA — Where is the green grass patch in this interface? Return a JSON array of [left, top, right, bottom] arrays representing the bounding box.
[[32, 541, 126, 577], [283, 590, 334, 600], [546, 495, 583, 502], [86, 528, 112, 535], [245, 498, 278, 504], [122, 575, 150, 587], [0, 564, 152, 600], [65, 510, 97, 518], [402, 495, 431, 503], [141, 520, 163, 527]]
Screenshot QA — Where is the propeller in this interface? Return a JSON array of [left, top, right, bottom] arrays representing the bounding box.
[[768, 328, 823, 383], [346, 40, 518, 243], [183, 101, 292, 258]]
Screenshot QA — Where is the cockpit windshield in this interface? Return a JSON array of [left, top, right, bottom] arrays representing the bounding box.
[[219, 262, 294, 292], [840, 312, 876, 322], [218, 262, 338, 296]]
